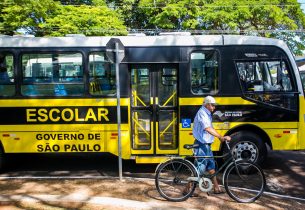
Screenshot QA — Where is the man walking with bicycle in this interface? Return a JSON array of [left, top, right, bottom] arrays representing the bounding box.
[[193, 96, 231, 194]]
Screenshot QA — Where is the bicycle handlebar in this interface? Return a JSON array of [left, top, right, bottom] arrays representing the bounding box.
[[225, 140, 232, 151]]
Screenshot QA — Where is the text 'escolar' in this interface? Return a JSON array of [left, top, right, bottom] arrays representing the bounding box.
[[26, 108, 109, 123]]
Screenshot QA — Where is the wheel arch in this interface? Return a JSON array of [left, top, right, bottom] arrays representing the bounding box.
[[0, 140, 5, 171], [0, 140, 4, 153], [223, 124, 272, 150]]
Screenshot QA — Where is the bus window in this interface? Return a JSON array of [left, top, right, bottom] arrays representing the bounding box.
[[236, 60, 297, 110], [300, 70, 305, 90], [190, 51, 219, 95], [131, 68, 149, 107], [0, 53, 15, 96], [21, 53, 84, 96], [89, 52, 116, 95], [237, 61, 292, 92], [160, 68, 177, 106]]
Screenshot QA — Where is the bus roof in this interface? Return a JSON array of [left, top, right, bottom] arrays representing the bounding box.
[[0, 35, 287, 49]]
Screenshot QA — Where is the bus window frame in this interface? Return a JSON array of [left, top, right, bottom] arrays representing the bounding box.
[[0, 51, 16, 97], [234, 58, 298, 93], [20, 50, 86, 97], [299, 70, 305, 91], [189, 49, 221, 96], [88, 51, 117, 97], [234, 58, 299, 112]]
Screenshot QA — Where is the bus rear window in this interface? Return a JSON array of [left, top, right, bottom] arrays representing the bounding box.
[[21, 53, 84, 96], [0, 52, 15, 96]]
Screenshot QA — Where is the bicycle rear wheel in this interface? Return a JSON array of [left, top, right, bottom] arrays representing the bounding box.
[[155, 159, 198, 202], [223, 161, 265, 203]]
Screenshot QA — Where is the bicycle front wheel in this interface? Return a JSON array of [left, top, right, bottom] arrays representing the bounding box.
[[223, 161, 266, 203], [155, 159, 198, 202]]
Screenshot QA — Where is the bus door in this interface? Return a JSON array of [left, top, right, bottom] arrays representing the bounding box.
[[130, 64, 178, 155]]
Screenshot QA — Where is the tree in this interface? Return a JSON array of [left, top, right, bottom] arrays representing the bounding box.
[[1, 0, 305, 54], [0, 0, 58, 36], [104, 0, 148, 31], [59, 0, 92, 5], [0, 0, 127, 36], [132, 0, 305, 54], [201, 0, 305, 55], [41, 5, 127, 36], [59, 0, 106, 5]]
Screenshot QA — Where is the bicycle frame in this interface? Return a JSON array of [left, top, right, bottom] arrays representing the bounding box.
[[193, 152, 234, 180], [189, 141, 237, 179], [156, 141, 239, 181], [155, 141, 266, 203]]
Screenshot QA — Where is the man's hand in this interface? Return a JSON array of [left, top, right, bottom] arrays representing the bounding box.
[[223, 136, 231, 142], [220, 135, 231, 142], [205, 127, 231, 142]]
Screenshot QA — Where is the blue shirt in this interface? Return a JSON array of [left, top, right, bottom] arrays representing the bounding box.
[[192, 106, 214, 144]]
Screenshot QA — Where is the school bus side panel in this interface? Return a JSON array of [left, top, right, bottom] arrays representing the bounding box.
[[0, 98, 131, 159]]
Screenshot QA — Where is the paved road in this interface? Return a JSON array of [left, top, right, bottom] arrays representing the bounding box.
[[263, 150, 305, 198], [0, 150, 304, 209]]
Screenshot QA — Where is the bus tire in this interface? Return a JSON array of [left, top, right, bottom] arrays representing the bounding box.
[[228, 131, 267, 166]]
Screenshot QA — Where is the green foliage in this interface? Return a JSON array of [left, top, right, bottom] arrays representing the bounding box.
[[1, 0, 305, 54], [138, 0, 206, 29], [1, 0, 59, 36], [41, 5, 127, 36], [134, 0, 305, 54], [59, 0, 93, 5], [0, 0, 126, 36]]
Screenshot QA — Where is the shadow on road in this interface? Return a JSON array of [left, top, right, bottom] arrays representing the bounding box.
[[1, 153, 157, 179], [262, 150, 305, 198], [1, 150, 305, 198]]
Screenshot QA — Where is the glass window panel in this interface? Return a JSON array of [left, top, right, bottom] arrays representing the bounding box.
[[158, 111, 178, 150], [89, 52, 116, 95], [300, 71, 305, 90], [191, 51, 219, 95], [131, 68, 150, 107], [236, 60, 297, 110], [132, 110, 151, 150], [236, 61, 293, 92], [21, 53, 84, 96], [159, 68, 177, 107], [0, 53, 15, 96]]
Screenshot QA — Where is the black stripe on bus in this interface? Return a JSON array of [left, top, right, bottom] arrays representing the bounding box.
[[0, 106, 128, 124], [180, 105, 298, 122]]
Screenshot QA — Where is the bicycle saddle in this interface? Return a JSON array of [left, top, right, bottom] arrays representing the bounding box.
[[183, 144, 199, 149]]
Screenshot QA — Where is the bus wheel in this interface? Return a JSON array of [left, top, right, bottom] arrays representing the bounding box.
[[229, 131, 267, 166]]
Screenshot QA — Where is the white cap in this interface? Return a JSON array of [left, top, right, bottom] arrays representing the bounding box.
[[203, 96, 217, 105]]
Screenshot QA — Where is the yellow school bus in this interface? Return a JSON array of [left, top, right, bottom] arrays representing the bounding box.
[[0, 34, 303, 169]]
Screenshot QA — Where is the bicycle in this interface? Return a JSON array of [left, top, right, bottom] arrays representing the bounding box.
[[155, 141, 266, 203]]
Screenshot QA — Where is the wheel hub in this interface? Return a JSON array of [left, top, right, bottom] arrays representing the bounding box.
[[233, 141, 258, 162], [173, 177, 181, 184]]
